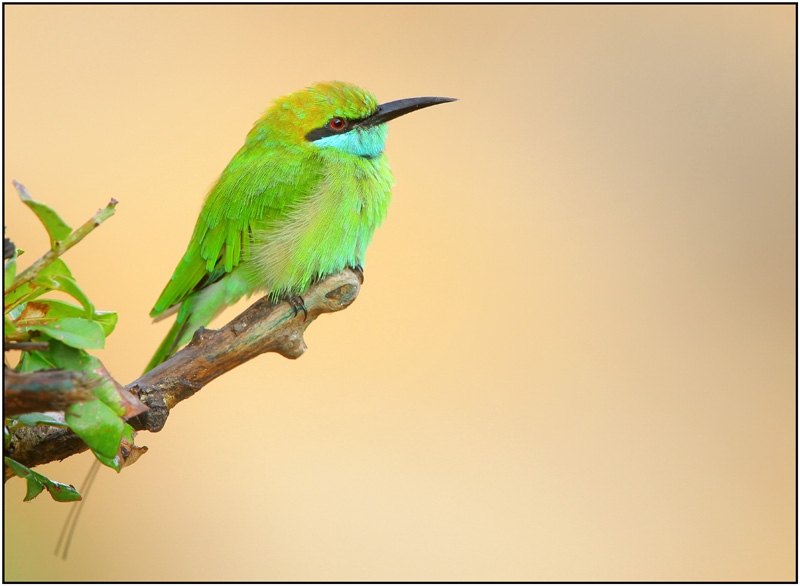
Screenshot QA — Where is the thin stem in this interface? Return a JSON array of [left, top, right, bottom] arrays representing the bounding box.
[[4, 185, 117, 296]]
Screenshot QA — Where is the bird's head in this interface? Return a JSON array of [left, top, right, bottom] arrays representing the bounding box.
[[250, 81, 456, 159]]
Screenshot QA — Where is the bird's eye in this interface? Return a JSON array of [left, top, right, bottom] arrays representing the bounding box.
[[328, 117, 347, 131]]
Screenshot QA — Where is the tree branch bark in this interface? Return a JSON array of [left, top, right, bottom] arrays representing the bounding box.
[[4, 268, 361, 475], [3, 367, 97, 416]]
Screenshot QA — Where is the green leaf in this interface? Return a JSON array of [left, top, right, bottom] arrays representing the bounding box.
[[4, 281, 43, 311], [4, 457, 81, 502], [13, 412, 70, 429], [4, 314, 17, 336], [92, 376, 125, 416], [17, 338, 96, 373], [24, 477, 46, 501], [94, 311, 118, 336], [38, 338, 98, 371], [122, 422, 135, 444], [90, 422, 137, 472], [37, 257, 73, 280], [15, 181, 72, 249], [17, 349, 58, 372], [4, 252, 17, 284], [5, 259, 74, 311], [30, 317, 105, 350], [24, 260, 94, 315], [12, 300, 118, 336], [50, 275, 94, 316], [66, 399, 124, 459], [91, 450, 121, 472]]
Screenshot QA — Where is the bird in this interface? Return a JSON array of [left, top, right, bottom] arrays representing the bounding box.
[[57, 81, 456, 560], [145, 81, 455, 371]]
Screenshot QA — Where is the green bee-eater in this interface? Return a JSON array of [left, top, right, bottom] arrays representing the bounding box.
[[146, 81, 455, 371]]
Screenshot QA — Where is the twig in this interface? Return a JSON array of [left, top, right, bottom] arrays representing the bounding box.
[[3, 368, 97, 416], [3, 268, 361, 476], [4, 183, 117, 296], [4, 341, 50, 352]]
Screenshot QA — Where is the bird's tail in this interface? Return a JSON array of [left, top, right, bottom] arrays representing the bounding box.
[[144, 272, 250, 373], [143, 309, 190, 373]]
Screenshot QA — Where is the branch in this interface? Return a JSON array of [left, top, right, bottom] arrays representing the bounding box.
[[3, 367, 97, 416], [4, 268, 361, 473]]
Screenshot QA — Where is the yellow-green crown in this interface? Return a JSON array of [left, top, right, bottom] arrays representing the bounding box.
[[253, 81, 379, 145]]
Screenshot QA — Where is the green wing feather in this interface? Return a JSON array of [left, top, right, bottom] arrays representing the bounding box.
[[150, 142, 320, 318], [146, 141, 322, 369]]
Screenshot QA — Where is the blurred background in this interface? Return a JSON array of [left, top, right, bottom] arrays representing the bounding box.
[[3, 5, 795, 581]]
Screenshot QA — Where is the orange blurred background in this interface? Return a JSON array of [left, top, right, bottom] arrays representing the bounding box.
[[4, 5, 795, 581]]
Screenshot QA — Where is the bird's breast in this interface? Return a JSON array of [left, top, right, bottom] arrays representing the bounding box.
[[246, 154, 394, 298]]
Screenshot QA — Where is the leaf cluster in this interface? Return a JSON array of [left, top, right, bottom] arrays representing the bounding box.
[[3, 184, 134, 502]]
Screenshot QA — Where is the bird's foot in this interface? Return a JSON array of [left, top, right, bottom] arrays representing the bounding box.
[[350, 264, 364, 284], [287, 295, 307, 321]]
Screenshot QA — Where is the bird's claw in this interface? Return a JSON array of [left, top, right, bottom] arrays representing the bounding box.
[[288, 295, 307, 321], [350, 264, 364, 284]]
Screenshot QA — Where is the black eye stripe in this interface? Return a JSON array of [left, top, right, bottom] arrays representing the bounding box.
[[305, 118, 359, 141]]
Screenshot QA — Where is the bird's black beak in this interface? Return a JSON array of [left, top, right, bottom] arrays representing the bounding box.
[[359, 96, 457, 128]]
